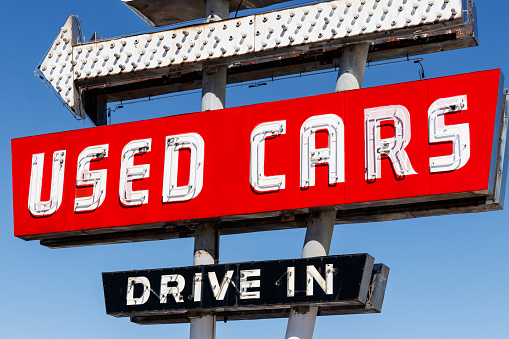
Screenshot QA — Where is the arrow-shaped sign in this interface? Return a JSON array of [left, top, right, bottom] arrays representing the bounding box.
[[39, 15, 84, 117], [38, 0, 475, 121]]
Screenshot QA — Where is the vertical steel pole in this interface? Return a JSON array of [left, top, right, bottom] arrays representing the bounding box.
[[190, 1, 229, 339], [285, 43, 369, 339], [335, 43, 370, 92], [284, 210, 335, 339], [201, 0, 229, 111], [202, 67, 227, 111], [191, 225, 219, 339]]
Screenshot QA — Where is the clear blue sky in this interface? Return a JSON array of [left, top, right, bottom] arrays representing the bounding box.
[[2, 1, 508, 338]]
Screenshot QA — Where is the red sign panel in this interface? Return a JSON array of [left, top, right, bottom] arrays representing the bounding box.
[[11, 70, 506, 242]]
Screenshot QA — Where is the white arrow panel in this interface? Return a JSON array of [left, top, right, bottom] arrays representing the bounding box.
[[39, 1, 464, 114], [40, 15, 82, 109], [254, 0, 462, 51], [74, 16, 255, 79], [70, 0, 463, 82]]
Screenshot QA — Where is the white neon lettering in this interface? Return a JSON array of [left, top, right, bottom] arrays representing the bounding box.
[[126, 276, 150, 306], [300, 114, 345, 187], [162, 133, 204, 203], [287, 266, 295, 297], [28, 151, 66, 216], [26, 97, 474, 215], [192, 273, 203, 302], [239, 269, 261, 300], [429, 95, 470, 173], [160, 274, 185, 303], [306, 264, 333, 296], [119, 139, 151, 206], [365, 105, 417, 180], [75, 144, 108, 212], [208, 270, 234, 301], [250, 120, 286, 192]]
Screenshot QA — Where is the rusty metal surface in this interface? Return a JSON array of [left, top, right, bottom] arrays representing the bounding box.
[[127, 263, 389, 324], [82, 32, 477, 109], [103, 254, 377, 319], [493, 89, 509, 207], [39, 194, 497, 248]]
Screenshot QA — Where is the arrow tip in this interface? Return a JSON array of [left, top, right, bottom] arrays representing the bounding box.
[[39, 15, 84, 118]]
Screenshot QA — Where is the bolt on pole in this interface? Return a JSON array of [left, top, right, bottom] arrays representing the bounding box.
[[285, 42, 369, 339]]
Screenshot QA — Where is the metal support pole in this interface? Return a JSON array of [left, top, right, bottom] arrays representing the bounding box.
[[190, 1, 229, 339], [95, 96, 108, 126], [190, 316, 216, 339], [202, 67, 227, 111], [202, 0, 229, 111], [194, 225, 219, 266], [205, 0, 230, 23], [84, 94, 108, 126], [284, 210, 336, 339], [335, 43, 370, 92], [285, 42, 369, 339], [191, 226, 219, 339]]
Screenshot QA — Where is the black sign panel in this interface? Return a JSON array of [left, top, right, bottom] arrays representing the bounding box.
[[103, 254, 388, 322]]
